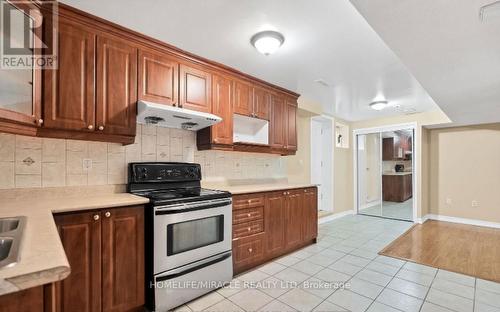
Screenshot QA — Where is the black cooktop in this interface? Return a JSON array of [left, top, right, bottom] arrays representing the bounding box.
[[136, 187, 231, 206]]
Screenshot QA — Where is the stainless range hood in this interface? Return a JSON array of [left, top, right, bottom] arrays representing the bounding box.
[[137, 100, 222, 131]]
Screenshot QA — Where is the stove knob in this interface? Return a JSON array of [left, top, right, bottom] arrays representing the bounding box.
[[141, 173, 148, 179]]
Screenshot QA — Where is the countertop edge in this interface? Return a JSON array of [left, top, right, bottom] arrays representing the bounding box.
[[0, 194, 150, 296]]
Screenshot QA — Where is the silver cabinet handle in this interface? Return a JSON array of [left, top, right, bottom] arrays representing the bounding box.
[[98, 125, 104, 131], [88, 125, 94, 130], [248, 248, 253, 253], [93, 214, 99, 221], [105, 211, 111, 218], [38, 119, 44, 125]]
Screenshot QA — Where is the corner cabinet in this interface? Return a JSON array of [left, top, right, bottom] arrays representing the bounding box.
[[232, 187, 318, 274], [51, 205, 145, 312]]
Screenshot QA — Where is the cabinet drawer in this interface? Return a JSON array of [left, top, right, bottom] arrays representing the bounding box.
[[233, 207, 264, 224], [233, 220, 264, 239], [233, 194, 265, 210], [233, 233, 264, 269]]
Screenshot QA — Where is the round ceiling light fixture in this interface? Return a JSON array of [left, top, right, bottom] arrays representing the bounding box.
[[369, 100, 389, 111], [250, 30, 285, 55]]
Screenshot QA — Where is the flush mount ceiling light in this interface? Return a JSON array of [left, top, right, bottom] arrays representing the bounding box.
[[250, 31, 285, 55], [369, 100, 389, 111], [480, 1, 500, 22]]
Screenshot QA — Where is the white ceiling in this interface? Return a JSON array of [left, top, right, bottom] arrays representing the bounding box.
[[61, 0, 441, 122], [349, 0, 500, 126]]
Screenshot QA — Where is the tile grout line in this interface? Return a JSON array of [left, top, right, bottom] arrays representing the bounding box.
[[417, 268, 438, 312]]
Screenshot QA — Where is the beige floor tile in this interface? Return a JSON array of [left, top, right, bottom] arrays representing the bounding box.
[[326, 289, 373, 312], [203, 299, 244, 312], [187, 291, 225, 311], [277, 288, 323, 312], [258, 300, 296, 312], [229, 289, 273, 311]]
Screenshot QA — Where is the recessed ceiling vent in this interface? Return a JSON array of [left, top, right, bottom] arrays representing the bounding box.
[[480, 1, 500, 22], [314, 79, 331, 87]]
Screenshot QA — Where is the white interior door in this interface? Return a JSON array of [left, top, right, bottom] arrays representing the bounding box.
[[311, 117, 333, 212]]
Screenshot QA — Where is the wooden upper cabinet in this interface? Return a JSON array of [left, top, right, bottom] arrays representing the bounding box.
[[53, 211, 102, 312], [253, 87, 270, 120], [269, 94, 286, 149], [233, 80, 253, 116], [138, 50, 179, 106], [101, 206, 144, 312], [96, 35, 137, 136], [211, 74, 233, 145], [179, 63, 211, 113], [285, 98, 297, 151], [44, 18, 96, 131]]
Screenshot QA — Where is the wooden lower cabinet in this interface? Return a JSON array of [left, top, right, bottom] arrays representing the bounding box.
[[232, 187, 318, 274], [52, 205, 145, 312], [0, 285, 47, 312], [264, 192, 287, 257], [284, 190, 304, 249], [382, 174, 413, 202]]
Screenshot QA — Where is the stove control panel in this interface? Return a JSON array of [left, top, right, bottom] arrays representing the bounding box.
[[129, 162, 201, 182]]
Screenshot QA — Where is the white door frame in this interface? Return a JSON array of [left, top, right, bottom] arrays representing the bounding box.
[[310, 115, 334, 213], [352, 122, 418, 222]]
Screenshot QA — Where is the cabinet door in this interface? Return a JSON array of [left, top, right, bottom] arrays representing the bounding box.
[[179, 63, 211, 113], [253, 87, 270, 120], [138, 50, 178, 106], [0, 286, 45, 312], [101, 206, 145, 312], [211, 74, 233, 145], [269, 95, 286, 149], [264, 192, 287, 257], [303, 189, 318, 241], [44, 19, 96, 131], [233, 80, 253, 117], [285, 191, 304, 249], [285, 102, 297, 151], [96, 35, 137, 136], [0, 1, 41, 127], [53, 211, 102, 312]]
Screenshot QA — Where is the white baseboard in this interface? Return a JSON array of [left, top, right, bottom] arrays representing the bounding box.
[[423, 214, 500, 229], [319, 210, 355, 224]]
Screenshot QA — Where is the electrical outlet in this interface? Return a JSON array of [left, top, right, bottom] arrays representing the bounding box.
[[472, 200, 479, 207], [445, 198, 452, 205], [82, 159, 92, 171]]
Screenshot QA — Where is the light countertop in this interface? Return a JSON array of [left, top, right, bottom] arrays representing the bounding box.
[[202, 182, 318, 195], [0, 193, 149, 296], [383, 172, 413, 176]]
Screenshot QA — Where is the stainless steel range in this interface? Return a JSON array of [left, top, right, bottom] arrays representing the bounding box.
[[127, 162, 233, 312]]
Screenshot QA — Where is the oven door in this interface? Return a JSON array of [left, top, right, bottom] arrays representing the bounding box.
[[154, 198, 232, 274]]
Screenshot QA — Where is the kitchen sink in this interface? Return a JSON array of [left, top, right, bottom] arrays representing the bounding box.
[[0, 218, 20, 233], [0, 238, 13, 262], [0, 216, 26, 268]]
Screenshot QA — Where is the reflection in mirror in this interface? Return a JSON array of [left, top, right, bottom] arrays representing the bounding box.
[[0, 1, 33, 116]]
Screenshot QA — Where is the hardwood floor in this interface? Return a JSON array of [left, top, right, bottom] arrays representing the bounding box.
[[380, 220, 500, 282]]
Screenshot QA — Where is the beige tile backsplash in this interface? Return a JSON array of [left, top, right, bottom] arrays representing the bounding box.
[[0, 125, 286, 189]]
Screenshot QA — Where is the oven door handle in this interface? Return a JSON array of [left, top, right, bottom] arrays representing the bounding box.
[[155, 251, 232, 282], [155, 198, 232, 215]]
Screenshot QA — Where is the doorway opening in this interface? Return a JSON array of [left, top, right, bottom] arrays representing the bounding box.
[[354, 124, 416, 222], [311, 116, 333, 215]]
